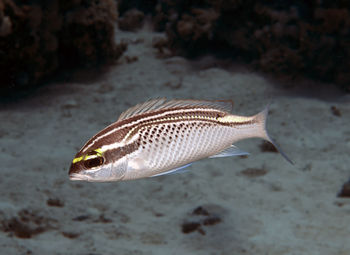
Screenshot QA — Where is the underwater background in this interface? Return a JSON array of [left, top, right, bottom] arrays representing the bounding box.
[[0, 1, 349, 254]]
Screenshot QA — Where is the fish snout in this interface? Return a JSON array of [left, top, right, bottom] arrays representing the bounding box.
[[69, 160, 83, 174], [69, 173, 86, 181]]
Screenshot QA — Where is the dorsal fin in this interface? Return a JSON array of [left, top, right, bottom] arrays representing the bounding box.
[[117, 98, 233, 121], [118, 98, 167, 121], [159, 99, 233, 112]]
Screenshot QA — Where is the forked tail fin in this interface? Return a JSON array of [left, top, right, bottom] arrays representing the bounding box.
[[254, 105, 294, 165]]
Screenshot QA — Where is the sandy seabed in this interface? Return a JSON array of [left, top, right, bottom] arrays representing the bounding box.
[[1, 27, 349, 255]]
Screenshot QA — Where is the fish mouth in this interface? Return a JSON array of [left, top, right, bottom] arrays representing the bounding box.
[[69, 173, 88, 181]]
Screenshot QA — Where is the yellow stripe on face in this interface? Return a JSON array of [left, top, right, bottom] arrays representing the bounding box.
[[72, 156, 84, 164], [72, 148, 105, 164], [94, 148, 104, 155]]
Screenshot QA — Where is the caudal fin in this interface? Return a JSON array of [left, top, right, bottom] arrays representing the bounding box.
[[254, 105, 294, 165]]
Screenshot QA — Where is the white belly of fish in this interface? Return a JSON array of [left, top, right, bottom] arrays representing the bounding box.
[[124, 121, 235, 179]]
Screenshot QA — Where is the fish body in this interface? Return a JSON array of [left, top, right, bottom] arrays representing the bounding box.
[[69, 98, 291, 182]]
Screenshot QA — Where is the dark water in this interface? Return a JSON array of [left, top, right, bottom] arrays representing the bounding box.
[[1, 2, 350, 254]]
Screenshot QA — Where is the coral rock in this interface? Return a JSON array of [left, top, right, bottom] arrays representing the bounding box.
[[118, 8, 145, 31], [0, 0, 125, 95]]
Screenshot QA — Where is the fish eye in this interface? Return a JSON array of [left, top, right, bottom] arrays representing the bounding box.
[[84, 156, 104, 169]]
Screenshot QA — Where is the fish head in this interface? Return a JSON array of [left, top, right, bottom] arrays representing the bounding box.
[[69, 147, 127, 182]]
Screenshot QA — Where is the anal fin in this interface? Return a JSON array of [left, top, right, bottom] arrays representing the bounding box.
[[150, 163, 192, 177], [209, 145, 249, 158]]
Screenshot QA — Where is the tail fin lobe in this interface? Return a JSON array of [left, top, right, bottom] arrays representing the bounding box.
[[254, 105, 294, 165]]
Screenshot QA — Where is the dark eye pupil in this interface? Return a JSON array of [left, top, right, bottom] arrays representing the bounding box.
[[84, 157, 104, 168]]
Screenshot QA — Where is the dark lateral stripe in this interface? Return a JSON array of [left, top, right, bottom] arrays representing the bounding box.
[[81, 108, 224, 151], [82, 108, 255, 152], [124, 117, 255, 141], [96, 107, 222, 139], [103, 139, 140, 164]]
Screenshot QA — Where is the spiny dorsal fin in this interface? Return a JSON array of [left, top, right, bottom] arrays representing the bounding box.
[[117, 98, 233, 121], [159, 99, 233, 112], [118, 98, 167, 121]]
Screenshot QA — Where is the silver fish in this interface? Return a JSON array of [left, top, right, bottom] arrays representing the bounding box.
[[69, 98, 292, 182]]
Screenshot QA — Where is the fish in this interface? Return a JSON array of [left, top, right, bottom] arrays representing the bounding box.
[[69, 98, 292, 182]]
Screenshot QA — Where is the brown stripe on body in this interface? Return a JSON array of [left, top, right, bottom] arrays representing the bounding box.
[[80, 126, 130, 154], [122, 110, 225, 141], [84, 107, 198, 147], [103, 139, 140, 164], [81, 107, 224, 152], [81, 107, 256, 153], [123, 111, 256, 141]]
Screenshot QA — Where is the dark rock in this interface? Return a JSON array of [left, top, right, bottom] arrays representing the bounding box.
[[338, 181, 350, 198], [118, 0, 158, 15], [62, 231, 80, 239], [239, 168, 268, 178], [47, 198, 64, 207], [330, 106, 341, 117], [181, 221, 202, 234], [72, 215, 89, 221], [181, 205, 223, 235], [0, 0, 125, 96], [192, 206, 210, 216], [260, 141, 278, 153], [154, 0, 350, 92], [0, 209, 56, 238], [118, 8, 145, 31]]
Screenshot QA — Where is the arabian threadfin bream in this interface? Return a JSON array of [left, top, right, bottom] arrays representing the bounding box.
[[69, 98, 292, 182]]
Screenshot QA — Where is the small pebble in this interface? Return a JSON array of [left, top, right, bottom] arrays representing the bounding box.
[[330, 106, 341, 117], [46, 198, 64, 207], [338, 181, 350, 198]]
